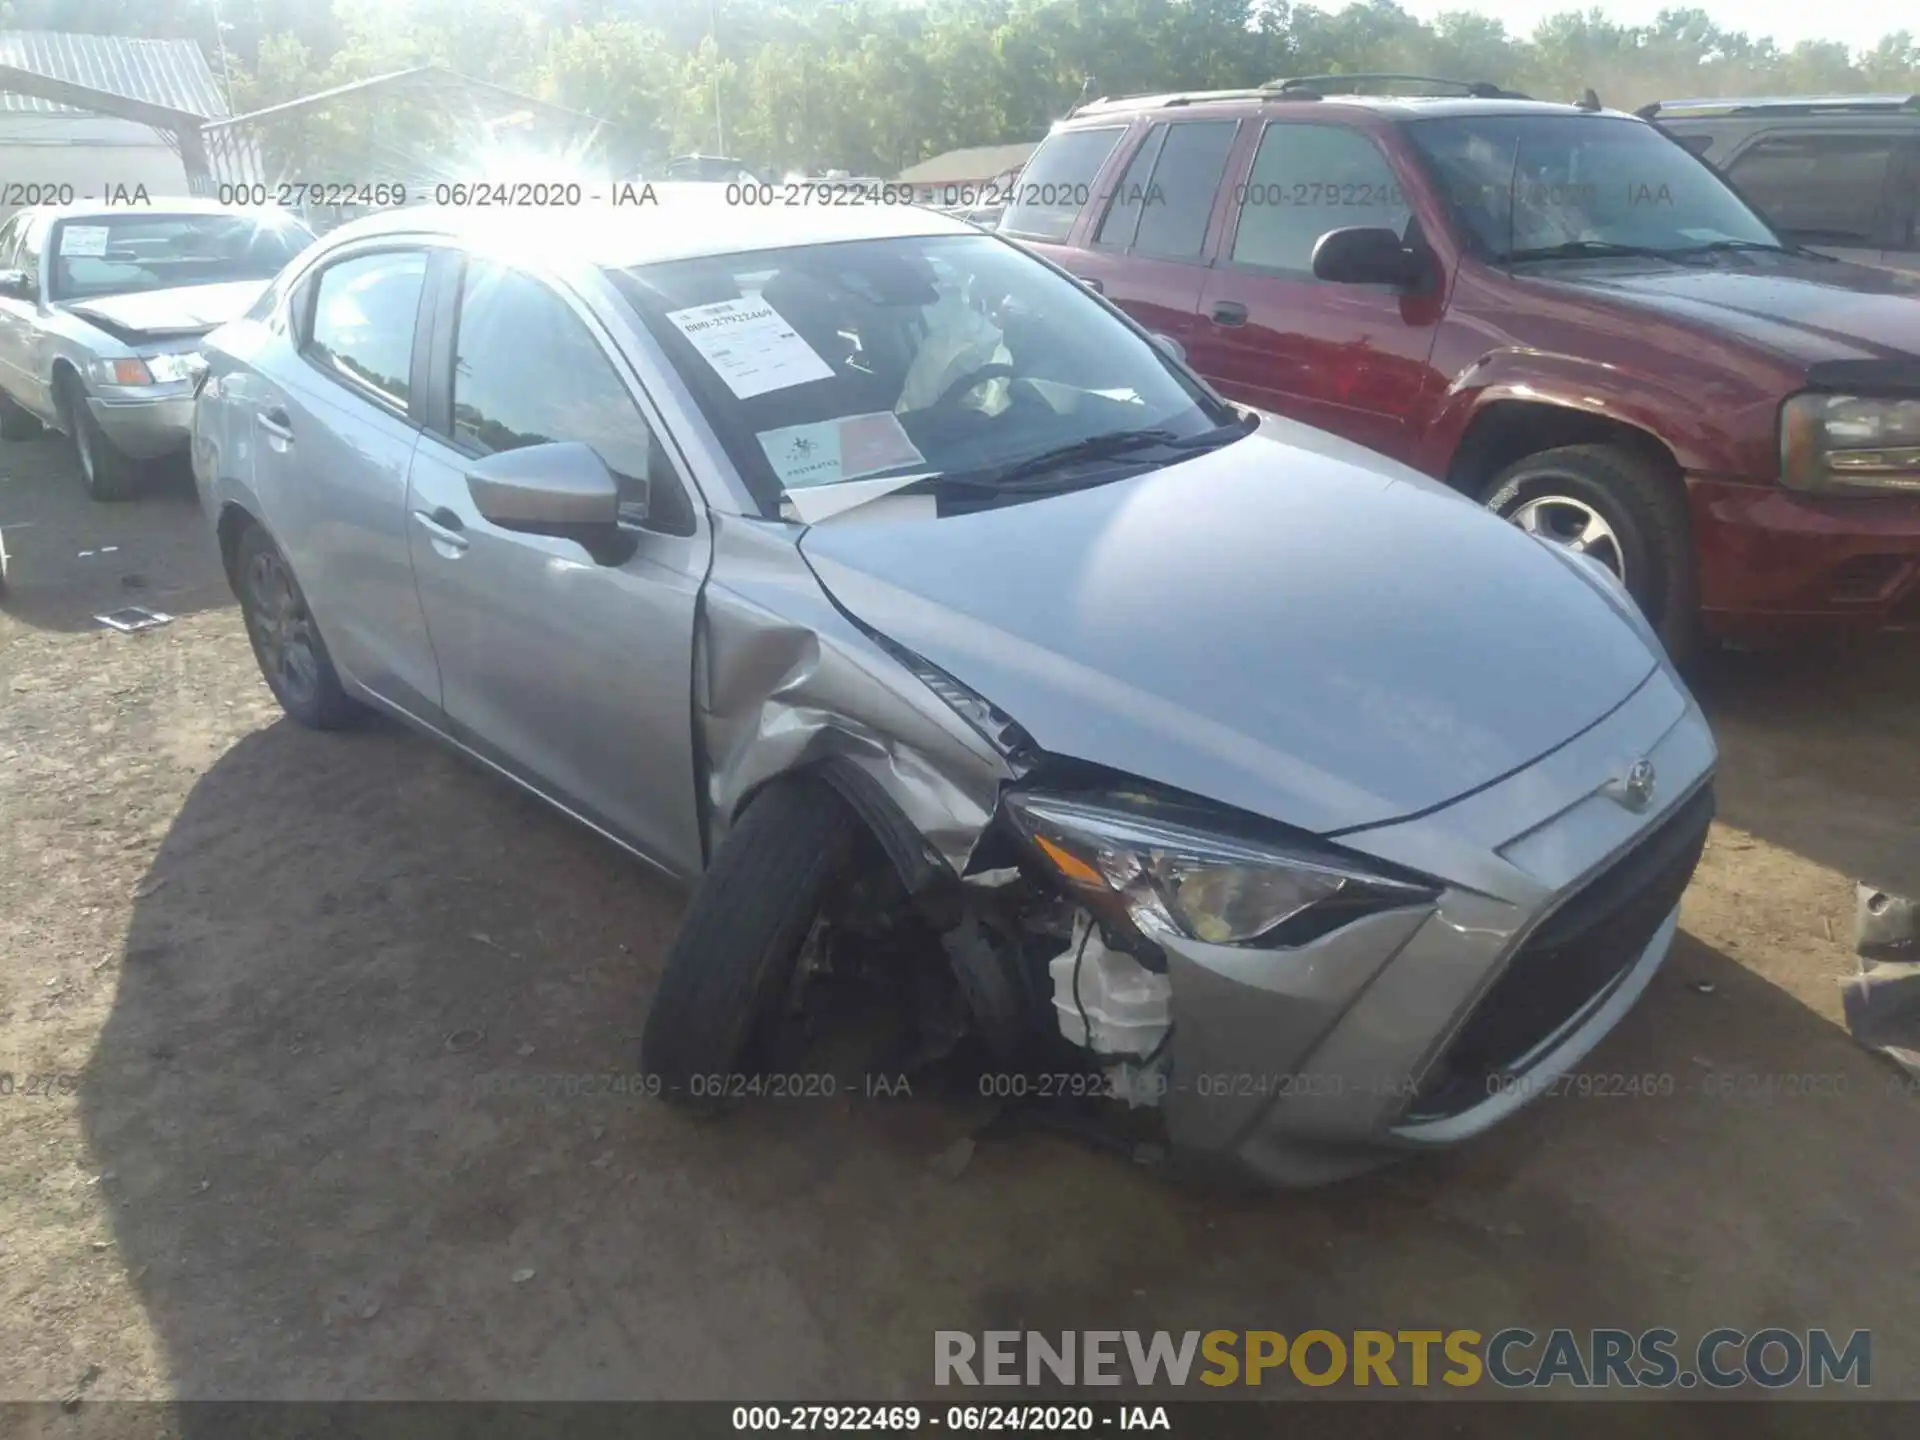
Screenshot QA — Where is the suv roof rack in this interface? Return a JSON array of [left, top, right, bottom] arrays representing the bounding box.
[[1262, 73, 1531, 100], [1639, 94, 1920, 120]]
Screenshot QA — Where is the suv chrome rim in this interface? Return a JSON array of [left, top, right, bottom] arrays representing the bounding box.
[[244, 548, 320, 706], [1507, 495, 1626, 583]]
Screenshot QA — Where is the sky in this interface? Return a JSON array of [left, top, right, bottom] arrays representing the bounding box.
[[1394, 1, 1909, 53]]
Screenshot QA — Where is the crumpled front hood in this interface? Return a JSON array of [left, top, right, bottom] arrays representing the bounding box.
[[67, 280, 269, 340], [1544, 257, 1920, 365], [798, 420, 1658, 836]]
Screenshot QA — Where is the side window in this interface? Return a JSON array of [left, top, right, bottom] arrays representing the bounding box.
[[451, 260, 693, 535], [1229, 124, 1412, 276], [1132, 121, 1237, 260], [1096, 126, 1167, 249], [1001, 126, 1126, 242], [304, 250, 428, 410], [1670, 132, 1716, 159], [1725, 133, 1898, 244], [0, 216, 21, 271]]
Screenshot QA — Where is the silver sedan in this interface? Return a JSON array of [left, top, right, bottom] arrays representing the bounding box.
[[192, 194, 1715, 1186], [0, 200, 312, 499]]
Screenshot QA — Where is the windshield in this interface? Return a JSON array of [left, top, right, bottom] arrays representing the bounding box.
[[48, 213, 315, 303], [1406, 114, 1780, 261], [613, 232, 1233, 513]]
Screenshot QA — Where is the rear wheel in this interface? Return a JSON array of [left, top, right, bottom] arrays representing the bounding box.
[[642, 774, 863, 1112], [233, 522, 362, 729], [1482, 443, 1698, 666], [56, 372, 139, 502]]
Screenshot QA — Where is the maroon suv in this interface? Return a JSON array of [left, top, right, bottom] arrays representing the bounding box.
[[1003, 78, 1920, 658]]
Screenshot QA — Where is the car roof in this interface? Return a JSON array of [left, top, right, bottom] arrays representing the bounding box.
[[319, 185, 976, 268], [1062, 92, 1623, 125], [1647, 94, 1920, 121]]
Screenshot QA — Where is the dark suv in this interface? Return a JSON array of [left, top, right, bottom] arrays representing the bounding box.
[[1003, 76, 1920, 657], [1645, 94, 1920, 278]]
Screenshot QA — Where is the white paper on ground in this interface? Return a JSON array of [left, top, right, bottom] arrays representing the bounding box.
[[60, 225, 111, 257], [757, 410, 927, 490], [663, 296, 834, 399]]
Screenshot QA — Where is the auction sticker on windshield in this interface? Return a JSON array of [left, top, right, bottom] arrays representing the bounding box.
[[757, 411, 926, 489], [59, 225, 110, 257], [664, 296, 834, 399]]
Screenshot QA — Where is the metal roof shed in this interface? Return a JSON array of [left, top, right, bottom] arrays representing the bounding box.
[[0, 31, 226, 211]]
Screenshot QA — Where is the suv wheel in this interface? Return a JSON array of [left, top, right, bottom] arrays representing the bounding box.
[[1482, 443, 1698, 665]]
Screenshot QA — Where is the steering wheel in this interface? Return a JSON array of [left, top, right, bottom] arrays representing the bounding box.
[[930, 361, 1016, 411]]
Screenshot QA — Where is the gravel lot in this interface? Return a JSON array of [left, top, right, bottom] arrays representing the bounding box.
[[3, 431, 1919, 1410]]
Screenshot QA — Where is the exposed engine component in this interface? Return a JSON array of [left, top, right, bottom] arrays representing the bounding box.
[[1049, 911, 1171, 1061]]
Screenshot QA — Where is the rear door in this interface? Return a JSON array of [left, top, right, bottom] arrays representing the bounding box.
[[404, 253, 710, 878], [1071, 118, 1241, 348], [1191, 120, 1444, 463], [248, 242, 443, 721], [1720, 129, 1905, 270]]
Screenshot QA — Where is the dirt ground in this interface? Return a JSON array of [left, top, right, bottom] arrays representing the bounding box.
[[3, 430, 1920, 1411]]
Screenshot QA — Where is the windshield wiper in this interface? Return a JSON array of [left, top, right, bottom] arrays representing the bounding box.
[[1669, 237, 1830, 260], [1501, 239, 1709, 265], [944, 416, 1255, 494]]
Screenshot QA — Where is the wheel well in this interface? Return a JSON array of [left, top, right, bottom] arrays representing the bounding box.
[[1447, 401, 1682, 498], [215, 502, 258, 586], [49, 359, 82, 424]]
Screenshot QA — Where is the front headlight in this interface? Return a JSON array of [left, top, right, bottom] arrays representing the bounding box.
[[145, 351, 207, 385], [1004, 790, 1437, 950], [1781, 393, 1920, 494], [88, 352, 205, 387]]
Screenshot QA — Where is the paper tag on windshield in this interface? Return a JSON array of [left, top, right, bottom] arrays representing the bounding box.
[[664, 296, 834, 399], [757, 411, 926, 490], [60, 226, 110, 258]]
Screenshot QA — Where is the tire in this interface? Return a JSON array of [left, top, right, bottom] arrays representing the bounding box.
[[643, 774, 863, 1111], [233, 522, 363, 729], [0, 390, 41, 441], [56, 371, 139, 501], [1482, 443, 1699, 666]]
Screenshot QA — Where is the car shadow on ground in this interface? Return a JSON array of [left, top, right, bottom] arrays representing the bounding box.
[[1690, 634, 1920, 894], [76, 713, 1920, 1406], [0, 438, 230, 634]]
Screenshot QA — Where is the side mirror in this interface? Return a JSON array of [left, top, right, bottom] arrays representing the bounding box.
[[1310, 228, 1425, 288], [1149, 332, 1186, 366], [466, 441, 634, 558], [0, 269, 34, 301]]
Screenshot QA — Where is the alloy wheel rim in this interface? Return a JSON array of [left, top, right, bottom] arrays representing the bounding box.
[[245, 550, 320, 706], [1508, 493, 1627, 584]]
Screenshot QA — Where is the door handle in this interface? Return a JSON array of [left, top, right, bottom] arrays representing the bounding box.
[[1079, 274, 1105, 294], [255, 406, 293, 441], [412, 506, 469, 553], [1210, 301, 1249, 327]]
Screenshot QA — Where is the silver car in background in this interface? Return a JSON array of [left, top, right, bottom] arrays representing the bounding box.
[[192, 194, 1715, 1187], [0, 200, 313, 499]]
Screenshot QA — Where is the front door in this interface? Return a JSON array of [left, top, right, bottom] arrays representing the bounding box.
[[1190, 121, 1445, 465], [404, 256, 710, 878]]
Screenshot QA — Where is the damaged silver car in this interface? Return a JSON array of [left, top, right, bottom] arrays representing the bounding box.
[[192, 194, 1716, 1186]]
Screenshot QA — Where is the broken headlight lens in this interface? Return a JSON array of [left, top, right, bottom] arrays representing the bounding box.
[[1003, 791, 1438, 948]]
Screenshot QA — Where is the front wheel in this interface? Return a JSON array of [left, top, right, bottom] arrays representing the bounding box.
[[642, 774, 863, 1112], [56, 372, 139, 502], [1482, 443, 1698, 666]]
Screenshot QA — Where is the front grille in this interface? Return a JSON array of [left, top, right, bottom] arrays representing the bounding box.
[[1407, 783, 1715, 1121]]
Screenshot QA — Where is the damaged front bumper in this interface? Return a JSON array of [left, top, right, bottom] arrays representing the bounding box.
[[1155, 667, 1716, 1186]]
